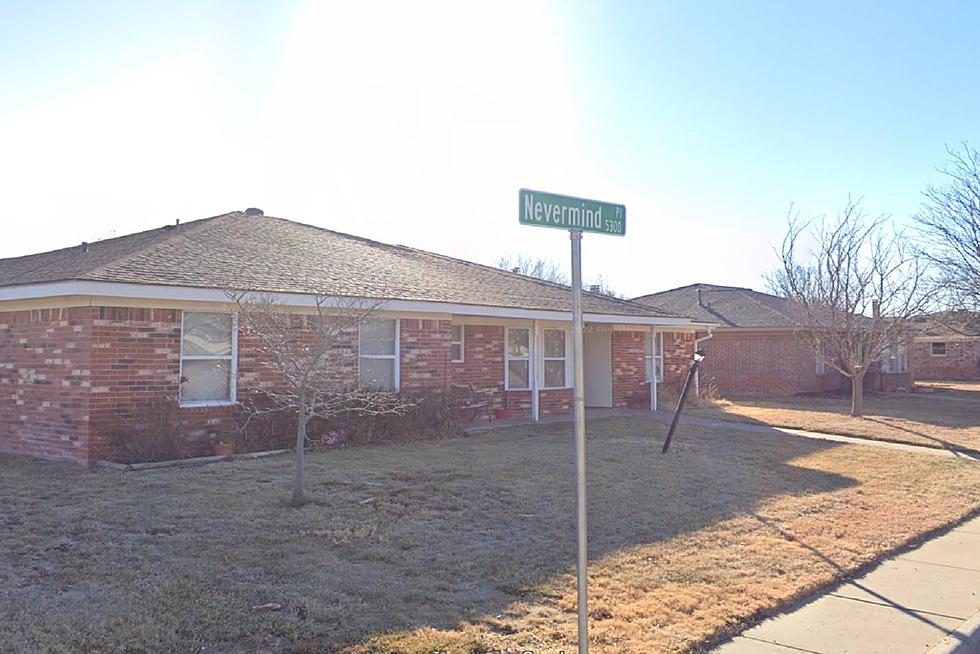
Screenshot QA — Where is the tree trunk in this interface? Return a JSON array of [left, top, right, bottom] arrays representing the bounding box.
[[291, 412, 308, 507], [850, 371, 865, 417]]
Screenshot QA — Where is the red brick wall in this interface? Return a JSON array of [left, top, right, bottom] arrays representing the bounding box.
[[1, 306, 692, 463], [698, 331, 847, 396], [451, 325, 506, 409], [911, 340, 980, 380], [663, 332, 697, 389], [87, 307, 239, 462], [400, 318, 453, 392], [612, 330, 649, 408], [0, 307, 94, 463]]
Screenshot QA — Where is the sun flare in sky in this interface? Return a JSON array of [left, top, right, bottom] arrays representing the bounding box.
[[1, 1, 977, 297]]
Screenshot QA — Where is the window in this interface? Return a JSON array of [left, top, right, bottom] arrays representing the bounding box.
[[180, 312, 236, 405], [815, 350, 826, 376], [359, 318, 399, 391], [880, 343, 908, 373], [543, 328, 568, 388], [451, 325, 464, 362], [931, 342, 947, 357], [506, 328, 530, 390], [645, 332, 664, 383]]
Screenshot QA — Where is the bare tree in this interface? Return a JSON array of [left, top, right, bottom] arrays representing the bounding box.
[[498, 254, 623, 297], [916, 143, 980, 311], [497, 255, 569, 284], [228, 291, 413, 507], [585, 274, 625, 299], [769, 198, 931, 416]]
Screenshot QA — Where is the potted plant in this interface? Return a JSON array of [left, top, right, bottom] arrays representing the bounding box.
[[494, 395, 509, 420], [209, 432, 236, 457]]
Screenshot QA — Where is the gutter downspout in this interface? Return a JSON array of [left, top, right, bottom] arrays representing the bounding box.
[[693, 328, 714, 398]]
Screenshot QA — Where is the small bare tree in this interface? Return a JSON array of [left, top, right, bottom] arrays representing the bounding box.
[[229, 291, 413, 507], [770, 198, 931, 416], [916, 143, 980, 311]]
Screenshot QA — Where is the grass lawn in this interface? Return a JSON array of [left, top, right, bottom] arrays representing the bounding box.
[[685, 386, 980, 454], [2, 418, 979, 653]]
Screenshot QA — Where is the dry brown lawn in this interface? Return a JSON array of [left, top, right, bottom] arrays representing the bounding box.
[[2, 418, 979, 654], [685, 387, 980, 454]]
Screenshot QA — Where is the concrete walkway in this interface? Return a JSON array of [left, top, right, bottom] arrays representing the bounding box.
[[713, 515, 980, 654], [466, 410, 980, 462]]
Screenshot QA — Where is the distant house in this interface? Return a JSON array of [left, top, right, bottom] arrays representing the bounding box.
[[910, 312, 980, 381], [632, 283, 913, 396], [0, 209, 712, 464]]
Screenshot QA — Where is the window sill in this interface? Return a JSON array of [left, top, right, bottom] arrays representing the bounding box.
[[180, 400, 237, 409]]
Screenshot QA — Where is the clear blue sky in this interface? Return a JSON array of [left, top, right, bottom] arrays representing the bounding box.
[[1, 1, 977, 297]]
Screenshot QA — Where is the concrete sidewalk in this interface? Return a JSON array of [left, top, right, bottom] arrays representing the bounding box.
[[713, 515, 980, 654]]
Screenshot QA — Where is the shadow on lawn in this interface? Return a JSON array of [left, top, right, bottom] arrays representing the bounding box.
[[863, 417, 980, 458], [282, 418, 858, 651], [0, 418, 859, 653]]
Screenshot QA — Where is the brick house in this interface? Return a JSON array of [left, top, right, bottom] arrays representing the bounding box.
[[0, 209, 710, 464], [910, 312, 980, 381], [632, 283, 913, 396]]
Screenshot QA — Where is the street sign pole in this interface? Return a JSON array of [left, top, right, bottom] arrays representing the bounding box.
[[518, 189, 625, 654], [569, 228, 589, 654]]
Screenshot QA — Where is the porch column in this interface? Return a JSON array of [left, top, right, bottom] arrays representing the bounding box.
[[532, 319, 540, 422], [650, 326, 658, 412]]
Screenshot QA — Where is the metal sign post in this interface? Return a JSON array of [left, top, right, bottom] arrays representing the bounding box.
[[519, 189, 626, 654], [569, 228, 588, 653]]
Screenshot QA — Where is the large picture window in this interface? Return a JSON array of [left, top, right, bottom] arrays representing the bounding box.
[[542, 328, 568, 388], [180, 312, 236, 405], [506, 328, 530, 390], [359, 318, 399, 391], [645, 331, 664, 383]]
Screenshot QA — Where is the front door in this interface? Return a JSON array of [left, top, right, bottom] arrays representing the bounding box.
[[583, 330, 613, 407]]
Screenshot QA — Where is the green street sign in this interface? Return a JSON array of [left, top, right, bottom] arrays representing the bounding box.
[[519, 188, 626, 236]]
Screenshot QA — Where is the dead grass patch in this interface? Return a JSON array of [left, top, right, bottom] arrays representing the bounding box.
[[1, 417, 978, 653]]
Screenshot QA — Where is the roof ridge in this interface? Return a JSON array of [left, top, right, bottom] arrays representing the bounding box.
[[736, 288, 802, 325], [633, 282, 753, 301], [256, 215, 685, 319], [80, 212, 239, 281]]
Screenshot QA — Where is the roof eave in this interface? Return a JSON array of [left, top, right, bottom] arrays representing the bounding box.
[[0, 280, 705, 328]]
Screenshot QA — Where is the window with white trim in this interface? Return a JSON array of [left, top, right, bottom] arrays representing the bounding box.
[[506, 327, 530, 390], [931, 342, 947, 357], [880, 343, 908, 373], [359, 318, 399, 391], [542, 328, 568, 389], [180, 312, 236, 405], [645, 331, 664, 383], [451, 325, 464, 362]]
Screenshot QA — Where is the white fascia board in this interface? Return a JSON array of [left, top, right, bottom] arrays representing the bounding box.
[[0, 280, 702, 328]]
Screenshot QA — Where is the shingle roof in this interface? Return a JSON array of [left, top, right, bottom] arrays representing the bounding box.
[[0, 210, 685, 319], [911, 311, 980, 338], [632, 283, 803, 328]]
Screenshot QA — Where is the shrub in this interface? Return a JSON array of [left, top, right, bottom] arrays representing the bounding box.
[[106, 398, 192, 463]]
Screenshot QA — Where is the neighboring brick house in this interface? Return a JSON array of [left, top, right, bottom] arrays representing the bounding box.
[[0, 209, 710, 464], [632, 283, 913, 396], [910, 312, 980, 381]]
